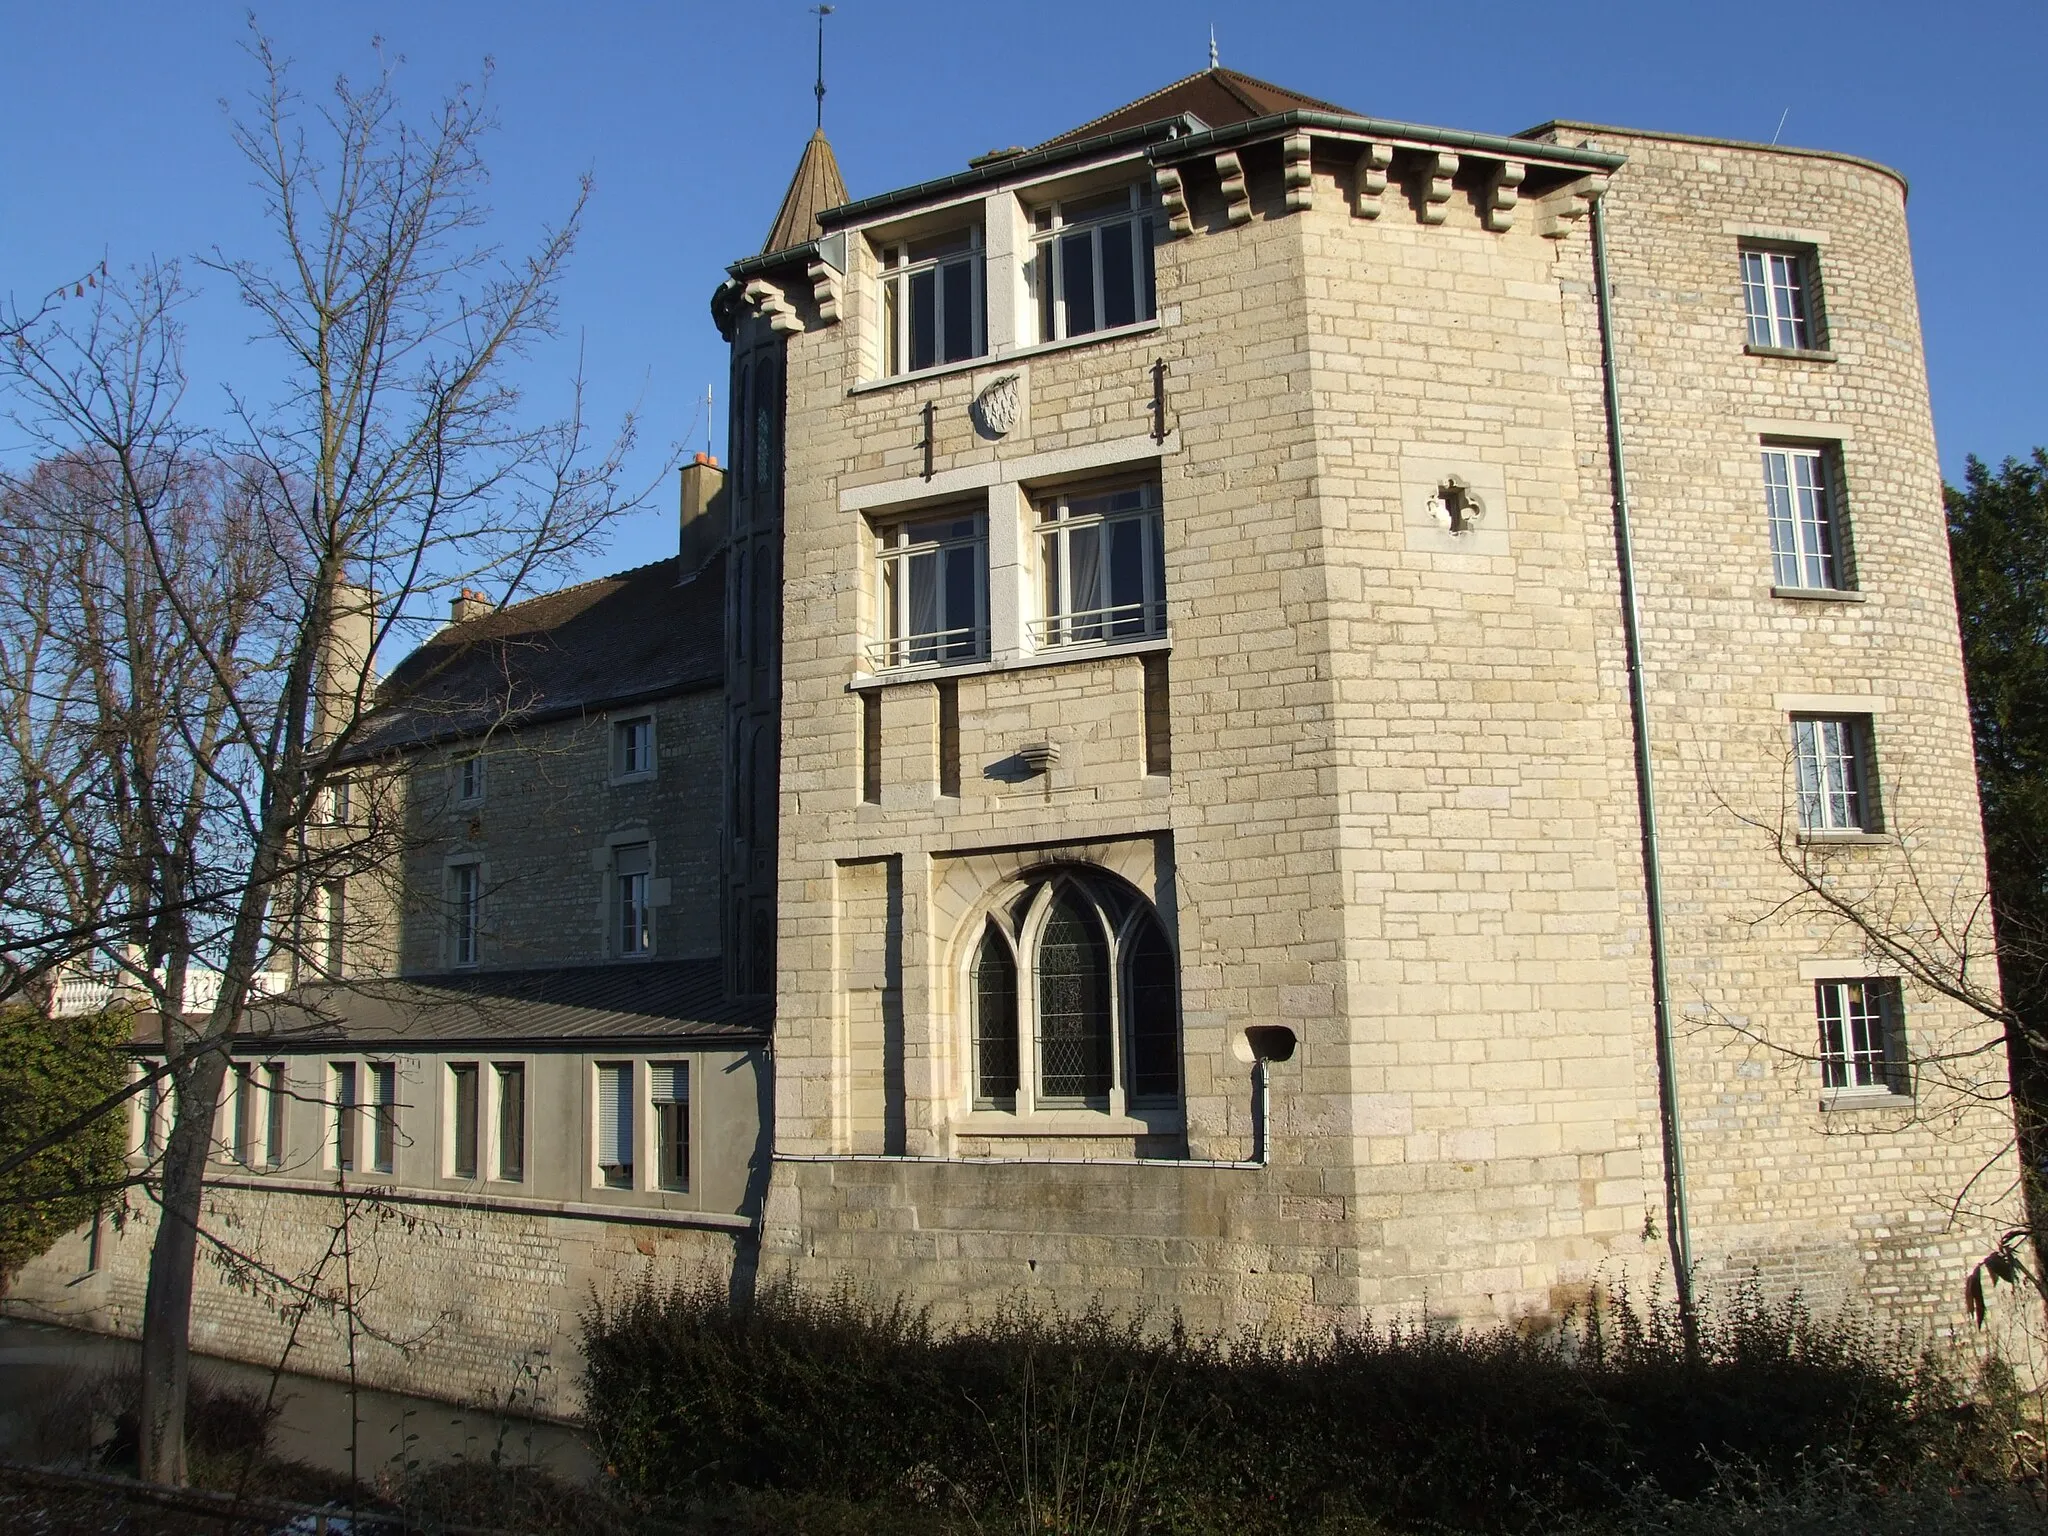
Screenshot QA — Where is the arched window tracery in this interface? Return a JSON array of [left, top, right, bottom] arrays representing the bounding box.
[[963, 869, 1181, 1114]]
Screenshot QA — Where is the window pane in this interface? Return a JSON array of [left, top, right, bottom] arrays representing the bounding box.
[[1107, 517, 1147, 637], [1769, 254, 1810, 349], [1139, 217, 1156, 320], [496, 1064, 524, 1181], [908, 547, 940, 661], [883, 279, 900, 376], [943, 544, 979, 661], [974, 923, 1019, 1106], [370, 1062, 396, 1174], [333, 1063, 358, 1172], [1792, 453, 1835, 589], [1126, 918, 1179, 1101], [598, 1064, 634, 1187], [941, 256, 975, 363], [1100, 220, 1136, 330], [1061, 230, 1097, 337], [452, 1063, 479, 1178], [1038, 891, 1111, 1100], [1741, 251, 1772, 348], [1763, 452, 1798, 586], [265, 1064, 286, 1167], [910, 268, 938, 372]]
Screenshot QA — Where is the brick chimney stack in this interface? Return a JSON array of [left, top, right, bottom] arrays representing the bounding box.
[[448, 587, 490, 625], [678, 452, 729, 574]]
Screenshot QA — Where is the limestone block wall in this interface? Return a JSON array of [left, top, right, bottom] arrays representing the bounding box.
[[7, 1190, 741, 1417], [395, 688, 724, 974], [1539, 125, 2022, 1327]]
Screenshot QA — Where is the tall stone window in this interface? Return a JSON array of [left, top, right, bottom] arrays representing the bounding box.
[[964, 868, 1181, 1116]]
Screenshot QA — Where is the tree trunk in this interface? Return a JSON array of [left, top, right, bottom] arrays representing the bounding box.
[[137, 1045, 227, 1484]]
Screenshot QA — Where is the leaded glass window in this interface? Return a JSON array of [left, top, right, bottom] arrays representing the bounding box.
[[974, 923, 1019, 1107]]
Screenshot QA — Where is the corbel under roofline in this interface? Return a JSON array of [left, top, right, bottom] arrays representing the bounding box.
[[1149, 109, 1626, 176]]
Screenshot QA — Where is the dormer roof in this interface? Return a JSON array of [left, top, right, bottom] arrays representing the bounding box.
[[1033, 66, 1356, 151]]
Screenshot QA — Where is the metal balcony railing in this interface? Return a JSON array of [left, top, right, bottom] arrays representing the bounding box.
[[1028, 599, 1167, 651]]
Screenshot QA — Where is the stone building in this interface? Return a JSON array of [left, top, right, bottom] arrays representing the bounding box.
[[8, 64, 2021, 1410]]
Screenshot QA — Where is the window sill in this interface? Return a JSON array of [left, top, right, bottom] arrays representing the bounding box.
[[1771, 585, 1866, 603], [1746, 344, 1837, 363], [955, 1107, 1184, 1137], [850, 318, 1163, 395], [609, 772, 657, 788], [1796, 830, 1890, 847], [850, 635, 1171, 691], [1820, 1089, 1911, 1112]]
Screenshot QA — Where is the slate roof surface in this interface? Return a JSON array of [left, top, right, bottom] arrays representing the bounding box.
[[137, 961, 770, 1051], [1032, 67, 1357, 151], [763, 128, 850, 255], [348, 550, 726, 757]]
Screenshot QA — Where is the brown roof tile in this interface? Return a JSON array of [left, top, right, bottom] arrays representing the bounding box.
[[349, 551, 726, 757], [1033, 67, 1356, 151]]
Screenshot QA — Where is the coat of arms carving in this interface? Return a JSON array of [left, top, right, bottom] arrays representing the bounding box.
[[972, 373, 1023, 438]]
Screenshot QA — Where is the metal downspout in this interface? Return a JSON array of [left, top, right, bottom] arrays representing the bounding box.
[[1590, 193, 1696, 1325]]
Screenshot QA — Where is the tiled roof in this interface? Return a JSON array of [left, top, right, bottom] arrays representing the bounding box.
[[1033, 67, 1356, 151], [138, 961, 770, 1051], [348, 551, 726, 757], [762, 129, 850, 255]]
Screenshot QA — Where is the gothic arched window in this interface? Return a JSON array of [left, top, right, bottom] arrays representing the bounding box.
[[963, 870, 1180, 1115]]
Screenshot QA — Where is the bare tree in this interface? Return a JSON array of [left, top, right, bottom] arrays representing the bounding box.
[[0, 32, 647, 1481]]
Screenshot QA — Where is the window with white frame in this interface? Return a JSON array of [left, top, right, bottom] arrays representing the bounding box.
[[1741, 247, 1818, 351], [448, 861, 481, 967], [262, 1063, 286, 1167], [1762, 445, 1847, 591], [870, 509, 988, 670], [653, 1062, 690, 1192], [1816, 978, 1907, 1094], [450, 1061, 481, 1177], [1033, 479, 1167, 649], [967, 870, 1181, 1114], [596, 1061, 635, 1188], [455, 751, 485, 805], [137, 1061, 169, 1159], [1792, 715, 1879, 834], [495, 1062, 526, 1181], [879, 228, 985, 375], [615, 843, 652, 956], [331, 1061, 359, 1172], [368, 1061, 397, 1174], [1031, 186, 1157, 343], [613, 714, 655, 779]]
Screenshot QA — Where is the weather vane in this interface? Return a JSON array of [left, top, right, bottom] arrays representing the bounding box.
[[813, 6, 834, 130]]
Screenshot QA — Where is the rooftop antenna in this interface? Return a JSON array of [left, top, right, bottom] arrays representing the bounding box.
[[812, 5, 834, 130], [705, 384, 714, 459], [1209, 25, 1219, 69], [1769, 106, 1789, 146]]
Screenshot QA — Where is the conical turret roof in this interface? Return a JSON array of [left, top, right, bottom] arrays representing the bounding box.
[[761, 129, 849, 257]]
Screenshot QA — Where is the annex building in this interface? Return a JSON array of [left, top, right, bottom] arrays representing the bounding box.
[[11, 66, 2021, 1414]]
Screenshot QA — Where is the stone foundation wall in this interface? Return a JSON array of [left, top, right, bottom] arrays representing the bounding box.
[[4, 1188, 744, 1418]]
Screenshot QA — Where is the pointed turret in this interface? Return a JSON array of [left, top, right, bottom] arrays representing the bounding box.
[[760, 129, 849, 257]]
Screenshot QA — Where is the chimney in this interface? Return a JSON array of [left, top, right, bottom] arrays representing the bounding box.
[[678, 453, 729, 575], [314, 580, 377, 742], [449, 588, 490, 625]]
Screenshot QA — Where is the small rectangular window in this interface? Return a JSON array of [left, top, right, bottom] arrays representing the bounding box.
[[1742, 247, 1817, 350], [862, 693, 883, 804], [456, 753, 485, 805], [322, 880, 347, 977], [653, 1062, 690, 1192], [369, 1062, 397, 1175], [332, 1062, 359, 1172], [449, 863, 481, 967], [616, 843, 652, 956], [1763, 445, 1847, 591], [870, 510, 989, 669], [1034, 480, 1167, 649], [232, 1063, 257, 1166], [1793, 715, 1879, 833], [1031, 186, 1158, 343], [614, 716, 655, 779], [1817, 978, 1908, 1094], [140, 1063, 167, 1158], [264, 1063, 286, 1168], [597, 1063, 635, 1188], [936, 679, 961, 798], [495, 1063, 525, 1182], [1143, 653, 1172, 776], [450, 1062, 479, 1178], [879, 228, 986, 376]]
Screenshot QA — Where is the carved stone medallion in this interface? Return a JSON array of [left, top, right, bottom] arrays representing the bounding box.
[[972, 372, 1022, 438]]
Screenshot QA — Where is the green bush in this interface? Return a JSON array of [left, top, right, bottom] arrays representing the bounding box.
[[582, 1275, 2022, 1534], [0, 1003, 131, 1289]]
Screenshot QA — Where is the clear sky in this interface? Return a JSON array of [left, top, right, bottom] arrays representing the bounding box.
[[4, 1, 2042, 580]]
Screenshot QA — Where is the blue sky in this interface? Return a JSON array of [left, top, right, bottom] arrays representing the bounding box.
[[5, 2, 2042, 579]]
